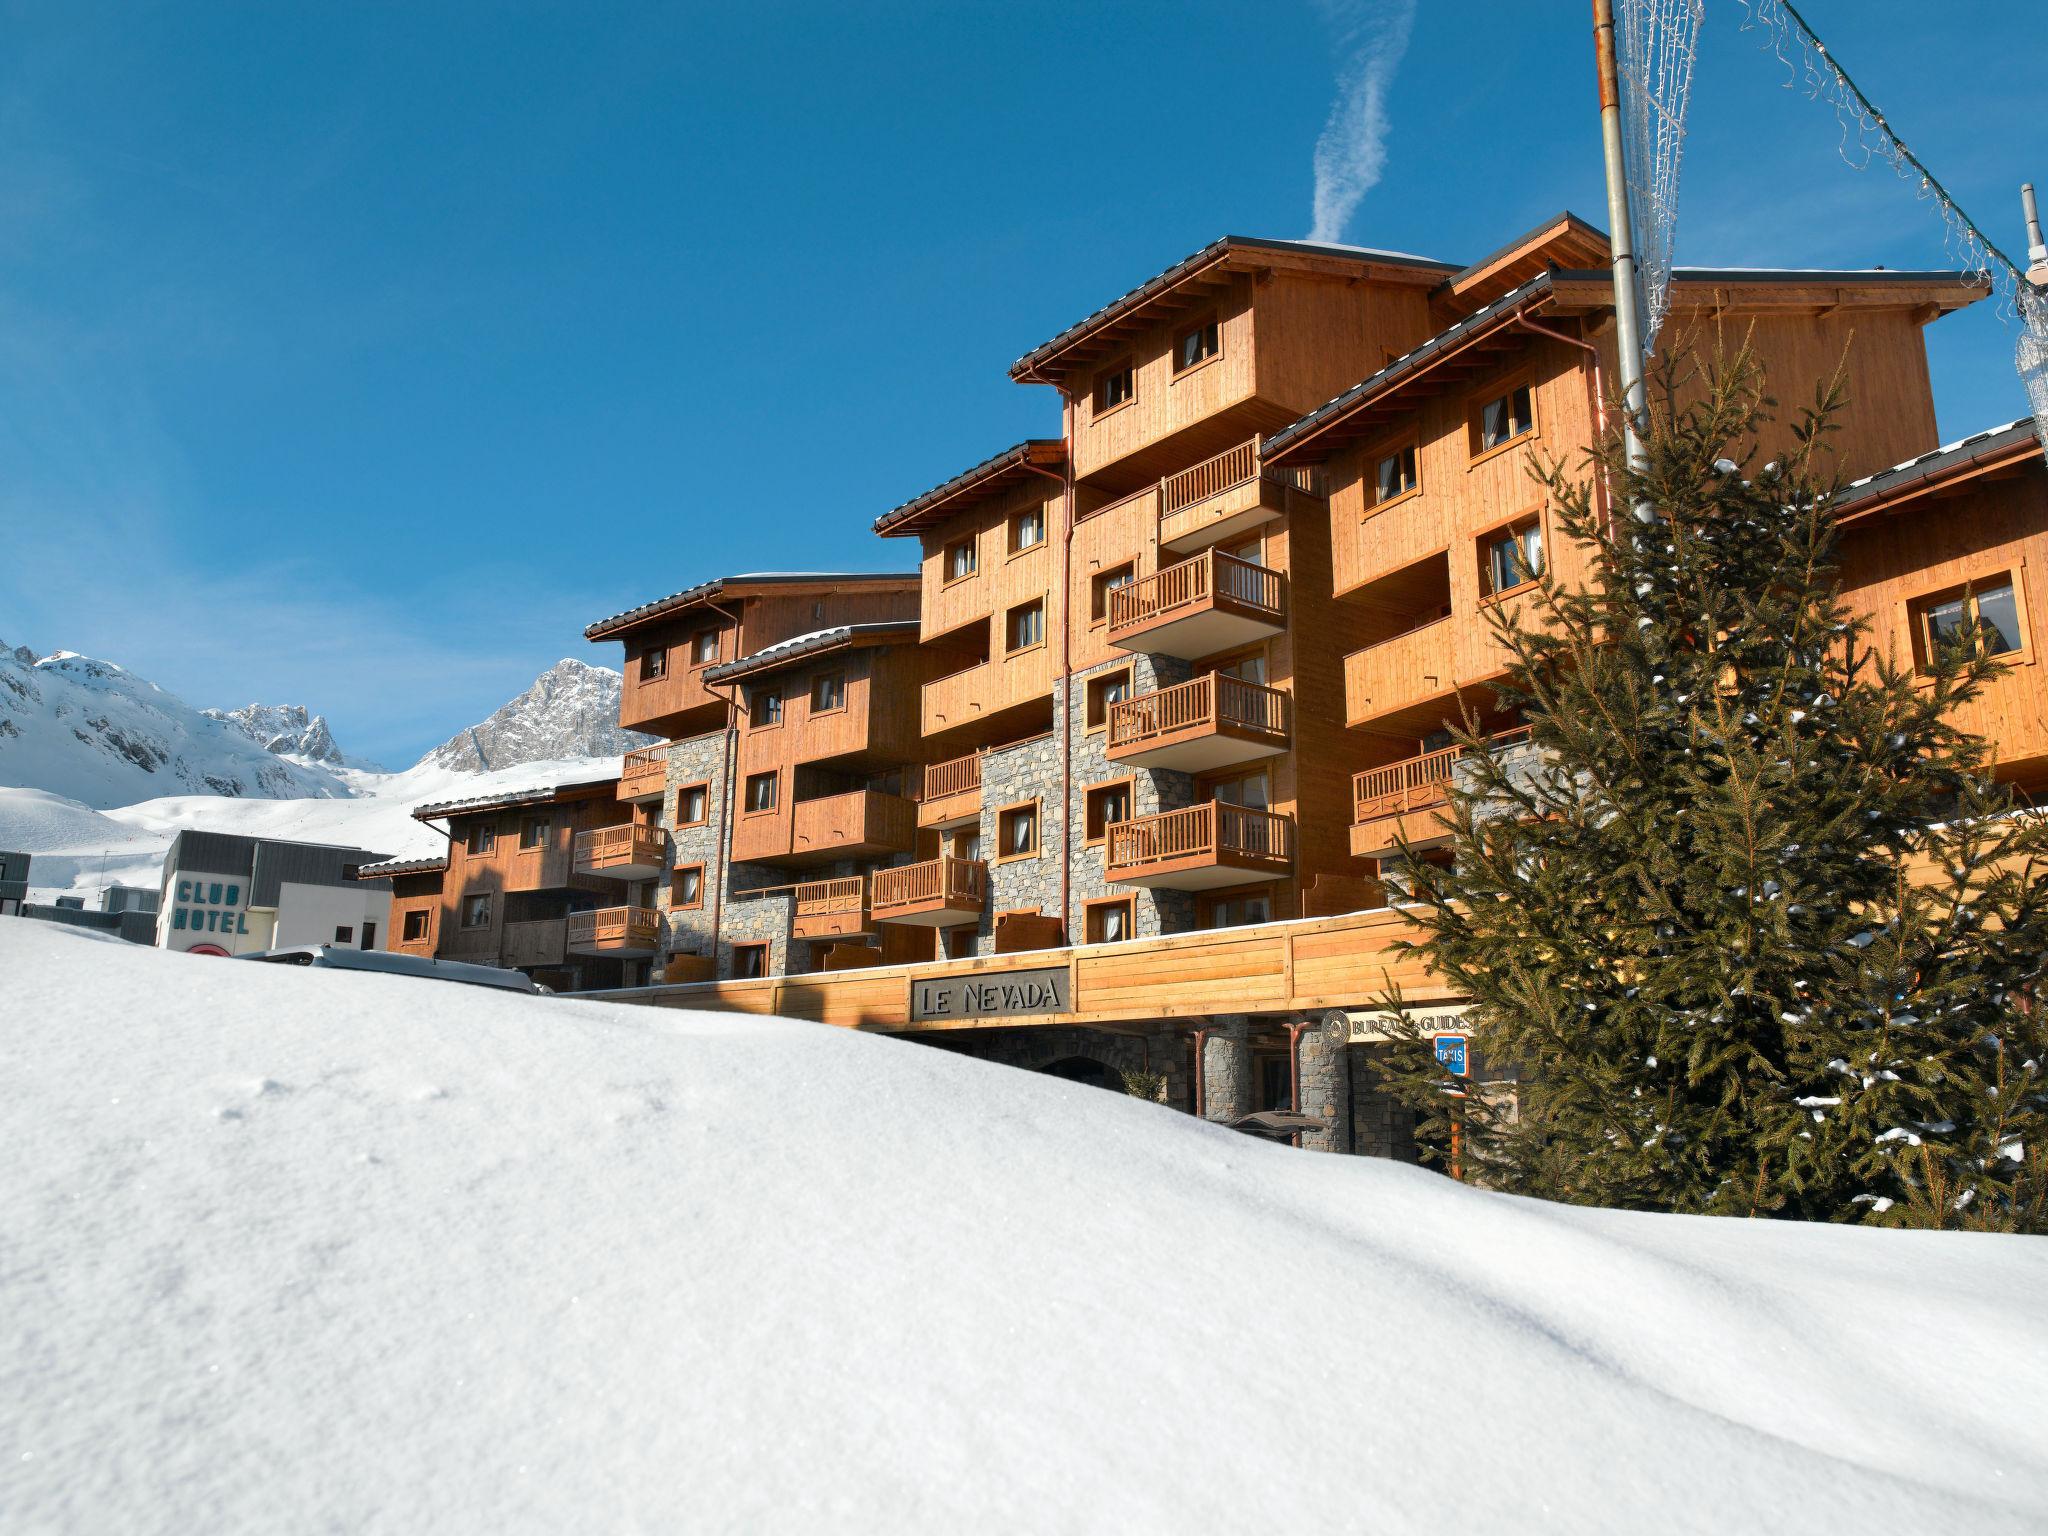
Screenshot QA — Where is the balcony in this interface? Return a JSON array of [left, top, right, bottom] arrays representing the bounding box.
[[1108, 548, 1286, 660], [1107, 674, 1288, 772], [871, 856, 988, 927], [917, 752, 983, 831], [1105, 802, 1294, 890], [574, 823, 667, 881], [618, 746, 668, 803], [1350, 727, 1531, 859], [1156, 438, 1313, 555], [567, 905, 662, 956], [792, 789, 916, 864], [1343, 612, 1462, 730], [792, 876, 872, 940]]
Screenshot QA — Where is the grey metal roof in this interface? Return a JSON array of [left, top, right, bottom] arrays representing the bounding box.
[[1009, 235, 1456, 382], [412, 775, 619, 821], [1835, 417, 2040, 513], [701, 620, 922, 684], [583, 572, 918, 642], [874, 440, 1065, 537]]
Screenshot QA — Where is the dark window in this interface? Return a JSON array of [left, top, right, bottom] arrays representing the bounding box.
[[333, 925, 354, 945], [402, 909, 431, 942], [641, 645, 668, 681], [733, 942, 769, 979], [1375, 445, 1418, 503], [811, 672, 846, 712], [462, 894, 492, 928], [672, 865, 704, 908], [690, 629, 722, 665], [466, 823, 496, 857], [676, 784, 709, 826], [1094, 363, 1135, 413], [1006, 600, 1045, 653], [945, 539, 977, 582], [1481, 519, 1544, 597], [1086, 899, 1133, 944], [1256, 1052, 1291, 1111], [519, 817, 549, 850], [1174, 319, 1220, 373], [1091, 562, 1136, 622], [360, 921, 376, 950], [1474, 384, 1535, 453], [1918, 576, 2022, 664], [754, 688, 783, 726], [998, 803, 1039, 858], [1085, 781, 1132, 842], [1206, 893, 1273, 930], [1085, 667, 1132, 729], [745, 772, 778, 813]]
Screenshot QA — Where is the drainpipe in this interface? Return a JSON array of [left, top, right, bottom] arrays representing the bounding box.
[[1286, 1017, 1310, 1149], [1191, 1024, 1209, 1119], [1515, 310, 1613, 529], [701, 600, 746, 976], [1015, 434, 1073, 941]]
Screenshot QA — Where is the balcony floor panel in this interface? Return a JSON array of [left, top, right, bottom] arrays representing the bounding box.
[[579, 856, 666, 882], [1109, 857, 1290, 891], [873, 902, 983, 927], [1111, 608, 1284, 661], [1158, 501, 1282, 557], [1109, 729, 1286, 773]]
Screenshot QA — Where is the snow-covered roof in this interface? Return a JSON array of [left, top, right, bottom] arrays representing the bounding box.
[[583, 572, 918, 643], [412, 775, 620, 822], [701, 620, 922, 685], [1835, 417, 2040, 515], [353, 855, 448, 879]]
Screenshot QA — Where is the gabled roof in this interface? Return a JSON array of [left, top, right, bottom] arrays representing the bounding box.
[[874, 440, 1066, 538], [701, 620, 923, 684], [1440, 211, 1609, 308], [584, 572, 918, 642], [1009, 235, 1456, 386], [413, 775, 620, 823], [354, 855, 448, 879], [1835, 417, 2042, 522]]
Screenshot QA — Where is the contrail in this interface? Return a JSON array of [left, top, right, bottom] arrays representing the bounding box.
[[1308, 0, 1417, 245]]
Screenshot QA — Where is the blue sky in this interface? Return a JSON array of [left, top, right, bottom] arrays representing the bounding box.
[[2, 1, 2040, 766]]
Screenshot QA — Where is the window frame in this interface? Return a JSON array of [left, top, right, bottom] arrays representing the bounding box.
[[743, 770, 779, 816], [1171, 315, 1222, 378], [751, 685, 784, 729], [1092, 360, 1136, 417], [1084, 895, 1136, 945], [689, 628, 723, 667], [1370, 437, 1422, 510], [1467, 376, 1539, 464], [639, 644, 668, 682], [1476, 510, 1547, 602], [402, 908, 431, 943], [810, 670, 847, 715], [674, 782, 710, 828], [942, 536, 979, 587], [671, 862, 705, 910], [465, 822, 497, 857], [1083, 777, 1135, 846], [1090, 561, 1137, 625], [518, 815, 550, 851], [1004, 598, 1047, 657], [1008, 506, 1047, 557], [461, 893, 492, 930], [731, 941, 770, 980], [994, 799, 1042, 864], [1084, 665, 1134, 732], [1906, 566, 2033, 673], [1200, 890, 1274, 930]]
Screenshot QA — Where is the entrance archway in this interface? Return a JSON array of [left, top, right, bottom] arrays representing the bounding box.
[[1039, 1056, 1118, 1090]]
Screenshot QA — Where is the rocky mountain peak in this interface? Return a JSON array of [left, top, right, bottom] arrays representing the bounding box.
[[420, 659, 652, 773]]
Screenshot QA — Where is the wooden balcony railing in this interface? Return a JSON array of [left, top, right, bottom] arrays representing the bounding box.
[[920, 752, 983, 803], [1105, 802, 1294, 878], [566, 905, 662, 950], [1107, 673, 1287, 753], [1161, 438, 1259, 517], [573, 822, 666, 873], [1352, 727, 1534, 820], [618, 746, 668, 799], [872, 856, 988, 915], [795, 875, 866, 921], [1108, 548, 1286, 635]]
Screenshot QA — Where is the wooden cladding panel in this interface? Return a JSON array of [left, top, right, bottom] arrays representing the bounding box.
[[1252, 275, 1437, 428], [435, 794, 637, 967], [918, 481, 1061, 641]]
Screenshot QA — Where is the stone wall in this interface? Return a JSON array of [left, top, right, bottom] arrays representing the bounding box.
[[1348, 1044, 1418, 1160], [1063, 657, 1198, 941], [933, 1024, 1194, 1112], [659, 729, 729, 961]]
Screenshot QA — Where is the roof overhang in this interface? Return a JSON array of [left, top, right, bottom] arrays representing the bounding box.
[[1835, 418, 2042, 526], [701, 620, 923, 685], [354, 856, 448, 879], [584, 572, 918, 643], [1009, 236, 1456, 388], [874, 441, 1066, 538], [1439, 211, 1609, 309], [412, 776, 620, 823]]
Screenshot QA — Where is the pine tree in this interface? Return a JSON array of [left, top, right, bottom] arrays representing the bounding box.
[[1372, 343, 2048, 1229]]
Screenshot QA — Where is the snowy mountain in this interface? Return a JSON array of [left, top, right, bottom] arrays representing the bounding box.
[[202, 703, 367, 769], [421, 658, 651, 772], [0, 641, 354, 811]]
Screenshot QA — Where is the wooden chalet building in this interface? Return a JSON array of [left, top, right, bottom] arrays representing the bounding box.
[[561, 215, 2037, 1152]]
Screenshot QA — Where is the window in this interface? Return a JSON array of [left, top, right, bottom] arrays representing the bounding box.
[[333, 925, 354, 945], [1204, 893, 1273, 930], [1212, 770, 1270, 810], [361, 922, 376, 950], [1084, 780, 1133, 843], [1005, 599, 1045, 654], [745, 771, 778, 813], [1091, 561, 1136, 623], [950, 829, 981, 861], [465, 823, 497, 857], [732, 942, 769, 979], [1480, 517, 1545, 598], [672, 864, 704, 909], [1214, 651, 1267, 686], [944, 927, 977, 959], [1010, 508, 1046, 554], [753, 687, 783, 727], [1174, 318, 1220, 374], [1085, 897, 1134, 944], [690, 628, 722, 666], [675, 783, 709, 827], [944, 538, 978, 583], [640, 645, 668, 681], [402, 909, 431, 942], [811, 671, 846, 712], [1084, 666, 1132, 730], [1374, 444, 1419, 504], [519, 816, 549, 850], [1471, 382, 1535, 454], [462, 894, 492, 929], [1093, 362, 1135, 413], [1255, 1052, 1291, 1111], [1914, 575, 2023, 667], [997, 801, 1040, 861]]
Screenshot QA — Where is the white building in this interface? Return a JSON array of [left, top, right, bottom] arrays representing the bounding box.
[[156, 831, 394, 956]]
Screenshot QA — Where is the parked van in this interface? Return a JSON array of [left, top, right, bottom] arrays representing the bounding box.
[[239, 944, 550, 995]]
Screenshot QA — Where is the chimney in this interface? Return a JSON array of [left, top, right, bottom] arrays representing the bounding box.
[[2024, 183, 2048, 287]]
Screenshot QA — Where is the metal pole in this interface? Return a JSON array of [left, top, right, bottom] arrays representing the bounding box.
[[1593, 0, 1648, 475], [2023, 183, 2048, 286]]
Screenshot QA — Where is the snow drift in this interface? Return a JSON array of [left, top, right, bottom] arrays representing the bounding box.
[[3, 920, 2044, 1533]]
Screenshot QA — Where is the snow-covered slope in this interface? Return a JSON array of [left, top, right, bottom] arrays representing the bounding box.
[[0, 755, 619, 904], [421, 658, 651, 772], [201, 703, 366, 769], [0, 642, 353, 809], [5, 920, 2044, 1534]]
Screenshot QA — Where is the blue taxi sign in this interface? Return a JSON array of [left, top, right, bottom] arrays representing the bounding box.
[[1433, 1034, 1470, 1077]]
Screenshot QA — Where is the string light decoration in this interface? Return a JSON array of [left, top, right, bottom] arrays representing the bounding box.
[[1737, 0, 2048, 460], [1616, 0, 1704, 358]]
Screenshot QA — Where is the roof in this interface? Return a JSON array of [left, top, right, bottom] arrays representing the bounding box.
[[413, 775, 620, 822], [1835, 417, 2042, 521], [584, 572, 918, 643], [701, 620, 923, 684], [1009, 235, 1456, 385], [874, 440, 1066, 538], [1441, 211, 1609, 307], [1264, 264, 1995, 466], [353, 856, 448, 879]]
